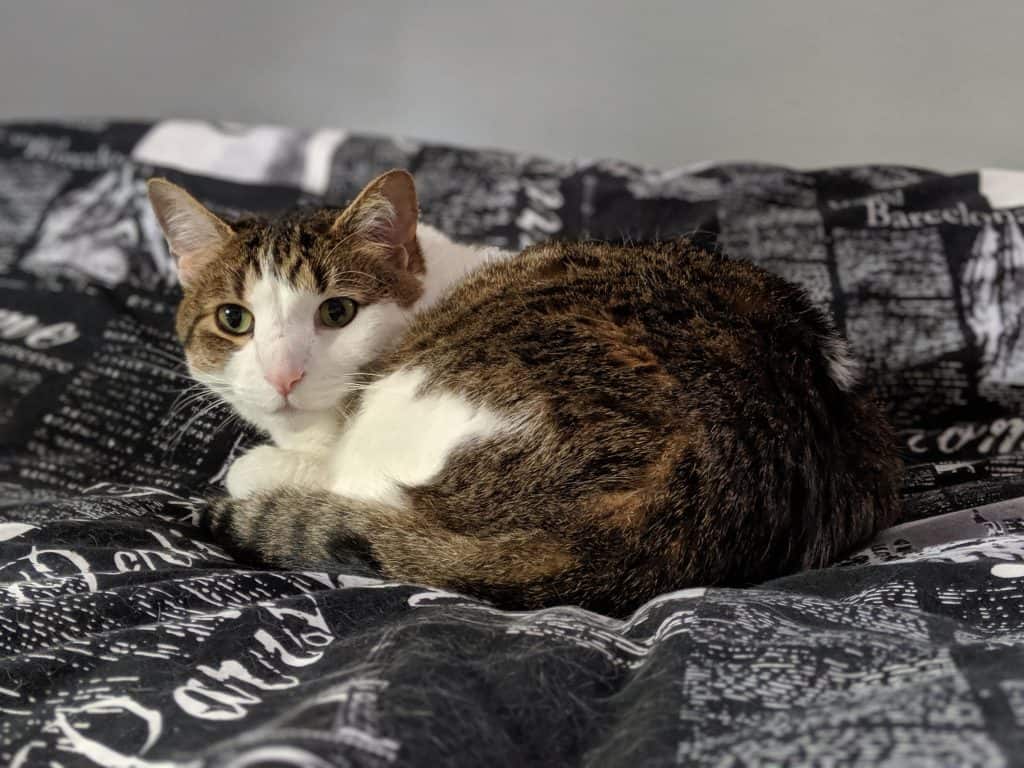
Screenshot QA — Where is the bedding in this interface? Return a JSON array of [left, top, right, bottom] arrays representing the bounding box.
[[3, 120, 1024, 766]]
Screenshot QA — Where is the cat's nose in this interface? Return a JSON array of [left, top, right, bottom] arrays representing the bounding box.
[[266, 367, 305, 397]]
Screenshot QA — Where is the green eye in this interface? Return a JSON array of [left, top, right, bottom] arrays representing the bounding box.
[[318, 297, 358, 328], [215, 304, 254, 335]]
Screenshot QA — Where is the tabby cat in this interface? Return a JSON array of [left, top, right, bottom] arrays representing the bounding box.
[[148, 170, 899, 616]]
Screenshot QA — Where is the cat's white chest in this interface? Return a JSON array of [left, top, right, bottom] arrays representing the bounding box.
[[327, 367, 507, 505]]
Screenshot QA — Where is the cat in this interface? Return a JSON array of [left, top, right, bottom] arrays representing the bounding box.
[[148, 170, 900, 616]]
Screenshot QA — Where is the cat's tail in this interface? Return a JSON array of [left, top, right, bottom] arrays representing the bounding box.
[[199, 488, 575, 603]]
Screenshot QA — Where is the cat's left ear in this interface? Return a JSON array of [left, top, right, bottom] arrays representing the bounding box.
[[147, 178, 234, 287], [332, 169, 419, 270]]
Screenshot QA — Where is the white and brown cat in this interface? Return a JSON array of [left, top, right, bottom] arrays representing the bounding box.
[[149, 171, 899, 616]]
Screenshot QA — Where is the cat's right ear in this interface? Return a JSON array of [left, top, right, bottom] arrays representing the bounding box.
[[331, 169, 419, 270], [147, 178, 234, 287]]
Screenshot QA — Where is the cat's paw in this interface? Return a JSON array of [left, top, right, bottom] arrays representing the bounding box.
[[225, 445, 316, 497], [196, 495, 266, 564], [197, 496, 239, 536], [196, 491, 339, 570]]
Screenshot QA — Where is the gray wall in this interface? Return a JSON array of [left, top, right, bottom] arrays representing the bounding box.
[[1, 1, 1021, 171]]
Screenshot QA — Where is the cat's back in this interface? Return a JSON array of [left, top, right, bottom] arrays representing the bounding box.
[[391, 237, 843, 406], [344, 238, 898, 610]]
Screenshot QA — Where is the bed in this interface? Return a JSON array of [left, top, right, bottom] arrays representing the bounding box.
[[3, 119, 1024, 766]]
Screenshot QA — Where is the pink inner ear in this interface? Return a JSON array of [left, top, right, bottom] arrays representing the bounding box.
[[172, 239, 224, 288], [176, 254, 201, 287], [376, 172, 418, 247], [392, 245, 411, 271], [389, 207, 416, 247], [148, 179, 233, 287]]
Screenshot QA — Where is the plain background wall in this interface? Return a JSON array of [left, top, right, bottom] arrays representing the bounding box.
[[1, 1, 1020, 172]]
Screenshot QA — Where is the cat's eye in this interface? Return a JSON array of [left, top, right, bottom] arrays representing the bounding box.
[[318, 297, 358, 328], [215, 304, 254, 335]]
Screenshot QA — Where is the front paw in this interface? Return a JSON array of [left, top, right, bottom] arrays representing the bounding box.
[[225, 445, 318, 497], [197, 496, 237, 537], [197, 490, 331, 569], [197, 495, 266, 564], [225, 445, 284, 497]]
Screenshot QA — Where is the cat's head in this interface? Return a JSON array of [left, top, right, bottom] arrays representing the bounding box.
[[148, 170, 424, 439]]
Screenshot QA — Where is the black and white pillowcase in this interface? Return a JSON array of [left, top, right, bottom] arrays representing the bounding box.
[[3, 120, 1024, 765]]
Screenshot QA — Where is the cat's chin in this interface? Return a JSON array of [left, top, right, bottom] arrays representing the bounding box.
[[242, 404, 339, 450], [254, 405, 317, 428]]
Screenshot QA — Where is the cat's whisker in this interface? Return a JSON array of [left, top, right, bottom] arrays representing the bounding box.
[[333, 381, 379, 392], [165, 398, 229, 456], [130, 360, 192, 380], [163, 396, 218, 425], [138, 344, 184, 359], [170, 380, 223, 403], [210, 410, 242, 438], [165, 394, 210, 417], [159, 406, 213, 445], [140, 347, 191, 367], [164, 386, 214, 414], [159, 381, 231, 445]]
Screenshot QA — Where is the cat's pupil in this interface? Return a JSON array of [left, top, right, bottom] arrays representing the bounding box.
[[325, 300, 345, 322], [216, 303, 253, 335], [319, 297, 357, 328], [223, 306, 242, 328]]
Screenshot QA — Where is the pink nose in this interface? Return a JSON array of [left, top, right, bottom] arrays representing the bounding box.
[[266, 367, 305, 397]]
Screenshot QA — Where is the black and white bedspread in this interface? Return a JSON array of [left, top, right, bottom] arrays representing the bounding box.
[[4, 120, 1024, 767]]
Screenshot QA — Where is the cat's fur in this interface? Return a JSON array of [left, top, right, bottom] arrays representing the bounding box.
[[149, 171, 899, 616]]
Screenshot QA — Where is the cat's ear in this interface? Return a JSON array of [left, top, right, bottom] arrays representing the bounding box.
[[331, 169, 419, 270], [147, 178, 234, 287]]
